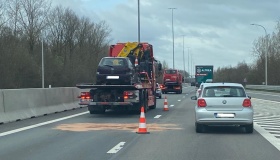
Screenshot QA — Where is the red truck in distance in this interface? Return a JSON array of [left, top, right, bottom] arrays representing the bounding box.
[[161, 69, 183, 94]]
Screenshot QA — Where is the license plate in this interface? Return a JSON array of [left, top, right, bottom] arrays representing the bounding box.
[[215, 113, 235, 118], [106, 76, 119, 79]]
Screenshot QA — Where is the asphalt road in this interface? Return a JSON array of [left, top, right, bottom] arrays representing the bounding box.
[[1, 86, 280, 160]]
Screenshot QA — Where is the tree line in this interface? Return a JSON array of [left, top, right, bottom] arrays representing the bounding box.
[[0, 0, 110, 89]]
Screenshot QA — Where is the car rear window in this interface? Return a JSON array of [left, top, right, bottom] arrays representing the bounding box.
[[202, 86, 246, 97], [100, 58, 125, 66]]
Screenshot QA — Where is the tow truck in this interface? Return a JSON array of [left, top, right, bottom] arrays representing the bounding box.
[[77, 42, 162, 114]]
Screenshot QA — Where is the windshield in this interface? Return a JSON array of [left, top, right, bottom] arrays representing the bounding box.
[[165, 70, 177, 74]]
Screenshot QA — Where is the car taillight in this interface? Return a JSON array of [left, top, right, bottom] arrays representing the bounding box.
[[197, 99, 207, 107], [80, 92, 90, 99], [242, 99, 251, 107]]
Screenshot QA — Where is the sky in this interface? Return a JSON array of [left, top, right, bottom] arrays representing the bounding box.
[[51, 0, 279, 76]]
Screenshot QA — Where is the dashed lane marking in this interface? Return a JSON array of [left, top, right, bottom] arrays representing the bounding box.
[[107, 142, 126, 154], [154, 115, 162, 119]]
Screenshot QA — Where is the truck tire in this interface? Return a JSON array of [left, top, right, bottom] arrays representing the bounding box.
[[143, 90, 149, 113], [139, 90, 149, 113]]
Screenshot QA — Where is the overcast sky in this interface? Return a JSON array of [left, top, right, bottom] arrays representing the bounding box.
[[51, 0, 279, 75]]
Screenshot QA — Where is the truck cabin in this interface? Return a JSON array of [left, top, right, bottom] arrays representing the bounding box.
[[165, 69, 178, 74], [163, 69, 181, 84]]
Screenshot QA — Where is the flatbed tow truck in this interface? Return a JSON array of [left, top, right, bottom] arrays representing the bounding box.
[[77, 42, 162, 114]]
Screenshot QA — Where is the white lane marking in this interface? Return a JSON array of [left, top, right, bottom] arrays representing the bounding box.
[[154, 115, 162, 119], [178, 100, 181, 101], [0, 112, 88, 137], [107, 142, 126, 154], [254, 123, 280, 151], [170, 105, 174, 107]]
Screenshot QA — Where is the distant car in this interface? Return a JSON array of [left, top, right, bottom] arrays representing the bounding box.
[[96, 57, 139, 85], [155, 83, 162, 99], [191, 83, 253, 133], [191, 82, 195, 86]]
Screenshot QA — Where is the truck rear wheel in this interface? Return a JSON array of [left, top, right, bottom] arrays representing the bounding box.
[[144, 90, 149, 113], [139, 90, 149, 113]]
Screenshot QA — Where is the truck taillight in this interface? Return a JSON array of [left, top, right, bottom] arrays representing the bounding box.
[[242, 99, 251, 107], [197, 99, 207, 107], [123, 91, 133, 99], [80, 92, 90, 99]]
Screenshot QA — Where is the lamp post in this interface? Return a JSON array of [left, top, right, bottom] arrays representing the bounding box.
[[168, 8, 176, 69], [187, 47, 190, 77], [251, 23, 268, 85], [182, 35, 186, 81], [138, 0, 140, 43], [190, 53, 193, 78], [41, 31, 45, 88]]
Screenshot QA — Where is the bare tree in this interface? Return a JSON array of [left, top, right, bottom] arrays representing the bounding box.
[[18, 0, 51, 54], [6, 0, 22, 36], [0, 0, 7, 29]]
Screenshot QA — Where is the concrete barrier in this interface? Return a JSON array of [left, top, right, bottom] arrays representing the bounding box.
[[0, 89, 7, 124], [0, 87, 82, 124]]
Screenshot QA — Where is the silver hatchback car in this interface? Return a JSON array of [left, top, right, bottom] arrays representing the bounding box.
[[191, 83, 253, 133]]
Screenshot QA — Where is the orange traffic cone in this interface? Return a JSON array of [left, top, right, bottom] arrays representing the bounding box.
[[136, 106, 150, 134], [163, 96, 169, 111], [135, 58, 138, 66]]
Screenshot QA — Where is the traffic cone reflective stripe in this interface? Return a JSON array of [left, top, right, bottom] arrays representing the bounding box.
[[135, 58, 138, 66], [137, 106, 150, 134], [163, 96, 169, 111]]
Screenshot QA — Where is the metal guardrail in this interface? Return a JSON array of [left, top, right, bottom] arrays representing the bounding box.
[[246, 85, 280, 92]]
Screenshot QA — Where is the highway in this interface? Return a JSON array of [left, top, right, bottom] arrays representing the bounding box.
[[1, 86, 280, 160]]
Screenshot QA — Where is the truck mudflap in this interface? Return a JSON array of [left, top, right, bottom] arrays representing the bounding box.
[[89, 102, 133, 106]]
